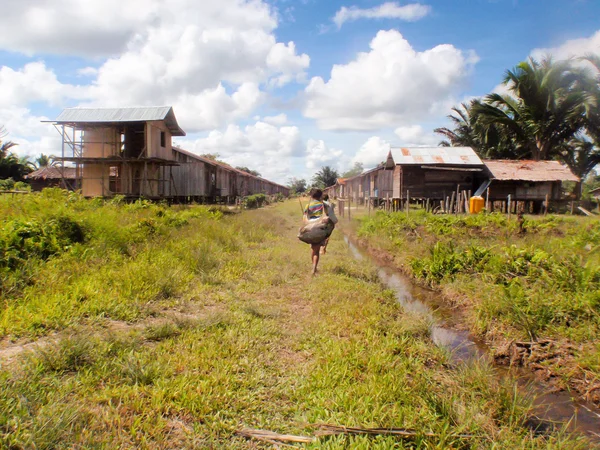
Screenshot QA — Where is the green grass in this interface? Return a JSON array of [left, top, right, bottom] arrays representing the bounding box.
[[0, 195, 592, 448], [357, 208, 600, 404]]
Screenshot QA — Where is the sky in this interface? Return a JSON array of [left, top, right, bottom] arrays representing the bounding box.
[[1, 0, 599, 184]]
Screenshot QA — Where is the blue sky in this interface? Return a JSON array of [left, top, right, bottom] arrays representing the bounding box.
[[0, 0, 599, 183]]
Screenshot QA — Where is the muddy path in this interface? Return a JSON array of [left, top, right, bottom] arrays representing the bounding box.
[[343, 234, 600, 442]]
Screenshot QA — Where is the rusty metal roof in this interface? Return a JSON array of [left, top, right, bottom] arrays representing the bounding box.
[[26, 166, 117, 179], [389, 147, 483, 166], [26, 167, 76, 179], [50, 106, 186, 136], [484, 160, 579, 182]]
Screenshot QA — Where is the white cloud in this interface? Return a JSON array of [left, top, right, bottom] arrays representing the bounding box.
[[352, 136, 391, 167], [303, 30, 478, 131], [0, 62, 87, 107], [531, 30, 600, 62], [333, 2, 431, 29], [173, 83, 264, 132], [181, 120, 303, 183], [305, 138, 345, 170], [263, 113, 288, 126], [394, 125, 438, 146], [0, 0, 312, 160], [0, 107, 60, 158], [0, 0, 155, 56]]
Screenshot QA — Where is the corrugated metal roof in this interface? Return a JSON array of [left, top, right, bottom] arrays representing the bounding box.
[[26, 167, 75, 179], [389, 147, 483, 166], [53, 106, 186, 136], [484, 160, 580, 182], [26, 166, 117, 179]]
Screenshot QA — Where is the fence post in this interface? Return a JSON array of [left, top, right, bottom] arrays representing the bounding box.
[[507, 194, 512, 220], [348, 198, 351, 221]]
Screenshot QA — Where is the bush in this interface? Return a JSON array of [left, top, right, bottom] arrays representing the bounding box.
[[13, 181, 31, 192], [0, 215, 87, 270], [0, 178, 15, 190], [244, 193, 267, 209]]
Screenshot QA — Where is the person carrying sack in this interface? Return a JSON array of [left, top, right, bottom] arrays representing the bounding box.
[[299, 188, 333, 275]]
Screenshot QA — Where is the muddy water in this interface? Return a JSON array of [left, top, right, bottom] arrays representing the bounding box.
[[344, 236, 600, 442]]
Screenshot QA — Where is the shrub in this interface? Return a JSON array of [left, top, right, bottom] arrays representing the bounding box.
[[244, 193, 267, 209], [0, 215, 87, 270], [0, 178, 15, 190], [13, 181, 31, 191]]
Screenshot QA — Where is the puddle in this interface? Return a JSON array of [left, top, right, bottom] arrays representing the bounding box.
[[344, 235, 600, 442]]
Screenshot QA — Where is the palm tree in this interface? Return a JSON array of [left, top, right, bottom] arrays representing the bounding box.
[[33, 153, 58, 169], [559, 135, 600, 180], [0, 126, 33, 180], [472, 57, 593, 161], [312, 166, 339, 188], [434, 103, 481, 148], [434, 101, 519, 159]]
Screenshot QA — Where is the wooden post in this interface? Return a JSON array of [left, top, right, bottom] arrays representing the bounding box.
[[456, 184, 460, 213], [570, 200, 574, 215], [507, 194, 512, 220], [348, 198, 351, 221], [406, 190, 410, 216], [485, 188, 490, 211], [450, 191, 456, 215], [463, 191, 469, 213], [368, 196, 371, 216], [545, 194, 549, 216], [426, 198, 430, 213]]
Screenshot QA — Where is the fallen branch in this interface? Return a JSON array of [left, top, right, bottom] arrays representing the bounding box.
[[316, 424, 473, 439], [236, 428, 314, 447]]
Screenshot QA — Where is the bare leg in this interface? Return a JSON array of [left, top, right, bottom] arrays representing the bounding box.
[[311, 244, 321, 275], [321, 226, 334, 254], [321, 237, 329, 254]]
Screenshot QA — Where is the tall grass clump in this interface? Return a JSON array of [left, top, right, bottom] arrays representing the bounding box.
[[0, 189, 271, 337]]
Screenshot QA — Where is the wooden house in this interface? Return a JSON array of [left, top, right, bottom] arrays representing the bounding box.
[[484, 160, 580, 212], [44, 107, 289, 201], [386, 147, 485, 201]]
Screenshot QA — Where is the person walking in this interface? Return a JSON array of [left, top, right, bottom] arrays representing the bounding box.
[[303, 188, 328, 275]]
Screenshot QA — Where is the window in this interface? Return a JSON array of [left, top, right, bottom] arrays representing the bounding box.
[[160, 131, 166, 147]]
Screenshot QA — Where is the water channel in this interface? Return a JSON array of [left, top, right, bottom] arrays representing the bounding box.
[[344, 235, 600, 443]]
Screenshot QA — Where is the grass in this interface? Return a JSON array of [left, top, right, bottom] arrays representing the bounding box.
[[356, 207, 600, 405], [0, 194, 593, 448]]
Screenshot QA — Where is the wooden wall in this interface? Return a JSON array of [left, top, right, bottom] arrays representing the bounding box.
[[487, 180, 560, 201], [393, 166, 482, 199]]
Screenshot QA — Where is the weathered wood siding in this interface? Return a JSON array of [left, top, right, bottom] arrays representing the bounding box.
[[488, 180, 559, 201], [396, 166, 481, 199]]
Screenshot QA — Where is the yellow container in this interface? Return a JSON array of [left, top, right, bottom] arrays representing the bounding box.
[[469, 196, 485, 214]]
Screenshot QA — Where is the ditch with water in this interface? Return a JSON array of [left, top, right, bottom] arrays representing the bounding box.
[[343, 235, 600, 443]]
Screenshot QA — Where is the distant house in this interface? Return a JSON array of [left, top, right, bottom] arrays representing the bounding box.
[[26, 167, 76, 191], [43, 106, 289, 200], [26, 166, 118, 192], [324, 178, 347, 199], [386, 147, 485, 201], [325, 145, 581, 214], [484, 160, 579, 212]]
